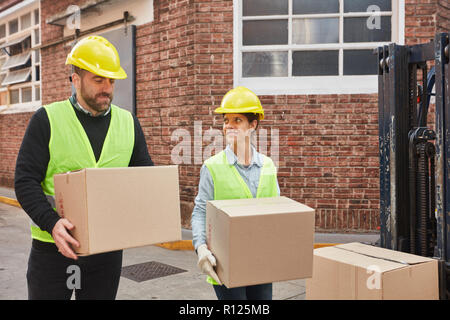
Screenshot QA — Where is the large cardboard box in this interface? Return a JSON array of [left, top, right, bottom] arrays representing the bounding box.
[[306, 242, 439, 300], [54, 166, 182, 256], [206, 196, 315, 288]]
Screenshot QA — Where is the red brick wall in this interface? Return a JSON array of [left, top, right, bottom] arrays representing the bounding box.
[[437, 0, 450, 32], [40, 0, 73, 104], [0, 112, 32, 187], [405, 0, 438, 45], [0, 0, 445, 232]]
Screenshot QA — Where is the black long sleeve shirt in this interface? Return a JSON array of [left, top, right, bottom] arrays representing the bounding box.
[[14, 100, 154, 236]]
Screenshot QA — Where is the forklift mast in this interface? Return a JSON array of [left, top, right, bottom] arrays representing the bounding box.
[[378, 33, 449, 299]]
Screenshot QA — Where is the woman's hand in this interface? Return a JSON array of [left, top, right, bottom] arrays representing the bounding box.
[[197, 244, 222, 285]]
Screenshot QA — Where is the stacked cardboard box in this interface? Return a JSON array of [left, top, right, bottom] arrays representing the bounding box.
[[306, 242, 439, 300]]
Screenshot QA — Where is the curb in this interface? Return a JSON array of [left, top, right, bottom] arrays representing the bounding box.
[[155, 240, 195, 251], [0, 196, 340, 251], [154, 241, 338, 251], [0, 196, 21, 208]]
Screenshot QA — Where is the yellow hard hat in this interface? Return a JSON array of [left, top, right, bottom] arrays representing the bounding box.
[[214, 86, 264, 120], [65, 35, 127, 79]]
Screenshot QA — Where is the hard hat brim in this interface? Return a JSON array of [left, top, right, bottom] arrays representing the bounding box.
[[66, 57, 128, 80], [214, 106, 264, 120]]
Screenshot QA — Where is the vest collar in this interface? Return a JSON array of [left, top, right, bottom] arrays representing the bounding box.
[[224, 144, 263, 168], [69, 93, 111, 117]]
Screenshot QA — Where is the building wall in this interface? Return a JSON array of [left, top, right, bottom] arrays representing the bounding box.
[[0, 0, 445, 232], [405, 0, 439, 45], [0, 112, 31, 187], [437, 0, 450, 33]]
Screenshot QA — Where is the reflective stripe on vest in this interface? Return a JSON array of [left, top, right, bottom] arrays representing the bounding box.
[[31, 100, 135, 243], [204, 149, 278, 285]]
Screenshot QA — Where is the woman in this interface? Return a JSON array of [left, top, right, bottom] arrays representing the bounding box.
[[191, 86, 280, 300]]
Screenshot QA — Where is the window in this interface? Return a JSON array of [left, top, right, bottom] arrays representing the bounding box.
[[34, 9, 39, 25], [35, 85, 40, 101], [234, 0, 404, 94], [10, 89, 19, 104], [20, 13, 32, 30], [9, 19, 18, 35], [0, 4, 41, 113], [33, 28, 40, 45], [0, 25, 5, 39], [22, 87, 32, 102]]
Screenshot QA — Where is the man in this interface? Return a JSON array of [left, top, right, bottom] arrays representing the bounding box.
[[14, 35, 153, 300]]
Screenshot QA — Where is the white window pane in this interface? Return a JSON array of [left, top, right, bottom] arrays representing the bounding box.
[[243, 0, 288, 16], [243, 20, 288, 45], [344, 0, 391, 13], [34, 9, 39, 25], [9, 19, 18, 35], [34, 50, 40, 63], [34, 28, 40, 45], [35, 85, 40, 101], [344, 49, 378, 75], [0, 25, 5, 38], [35, 65, 40, 81], [243, 51, 288, 77], [0, 74, 6, 87], [24, 36, 31, 51], [10, 89, 19, 104], [293, 0, 339, 14], [293, 18, 339, 44], [2, 68, 31, 85], [344, 16, 391, 42], [292, 50, 339, 76], [1, 52, 31, 70], [20, 13, 31, 30], [22, 87, 32, 102]]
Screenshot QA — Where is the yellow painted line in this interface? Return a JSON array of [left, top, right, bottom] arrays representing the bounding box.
[[155, 240, 195, 251], [156, 241, 340, 251], [314, 243, 340, 249], [0, 196, 21, 208]]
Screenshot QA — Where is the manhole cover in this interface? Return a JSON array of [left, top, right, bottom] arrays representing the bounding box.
[[121, 261, 187, 282]]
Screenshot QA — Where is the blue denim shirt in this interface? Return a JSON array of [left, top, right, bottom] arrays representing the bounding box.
[[190, 145, 280, 250]]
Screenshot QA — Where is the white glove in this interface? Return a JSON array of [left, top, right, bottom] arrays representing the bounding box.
[[197, 244, 222, 285]]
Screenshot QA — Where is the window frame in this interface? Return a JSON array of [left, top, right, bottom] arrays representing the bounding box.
[[0, 0, 41, 114], [233, 0, 405, 95]]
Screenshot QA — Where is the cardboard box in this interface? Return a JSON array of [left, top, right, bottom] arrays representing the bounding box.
[[306, 242, 439, 300], [54, 166, 182, 256], [206, 196, 315, 288]]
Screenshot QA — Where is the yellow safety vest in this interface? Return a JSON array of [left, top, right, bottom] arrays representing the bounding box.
[[203, 149, 278, 285], [31, 99, 135, 243]]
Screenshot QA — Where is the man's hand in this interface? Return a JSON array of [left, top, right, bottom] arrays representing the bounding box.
[[52, 218, 80, 260], [197, 244, 222, 285]]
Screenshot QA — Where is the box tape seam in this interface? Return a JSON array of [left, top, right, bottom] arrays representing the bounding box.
[[334, 246, 411, 266]]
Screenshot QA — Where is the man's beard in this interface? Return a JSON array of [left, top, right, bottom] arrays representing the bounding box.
[[80, 86, 113, 113]]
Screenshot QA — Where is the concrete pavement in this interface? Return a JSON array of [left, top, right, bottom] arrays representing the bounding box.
[[0, 186, 380, 300]]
